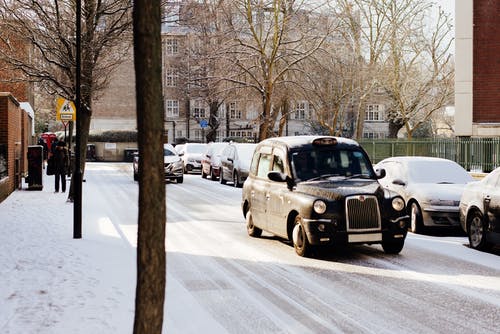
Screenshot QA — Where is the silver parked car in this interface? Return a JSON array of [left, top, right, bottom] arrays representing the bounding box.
[[133, 143, 184, 183], [375, 157, 474, 234], [459, 167, 500, 251], [219, 143, 257, 187]]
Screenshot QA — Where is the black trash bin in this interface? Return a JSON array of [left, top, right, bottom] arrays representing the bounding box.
[[27, 145, 43, 190], [124, 148, 138, 162]]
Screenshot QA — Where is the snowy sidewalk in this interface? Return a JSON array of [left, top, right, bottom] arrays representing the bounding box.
[[0, 165, 226, 333]]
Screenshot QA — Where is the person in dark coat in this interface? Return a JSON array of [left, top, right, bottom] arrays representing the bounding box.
[[53, 140, 68, 193]]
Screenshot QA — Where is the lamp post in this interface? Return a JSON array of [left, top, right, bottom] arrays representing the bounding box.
[[73, 0, 82, 239]]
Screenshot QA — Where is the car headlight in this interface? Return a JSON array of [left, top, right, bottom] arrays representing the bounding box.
[[313, 200, 327, 214], [392, 197, 405, 211]]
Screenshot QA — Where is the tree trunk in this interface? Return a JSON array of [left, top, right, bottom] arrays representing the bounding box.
[[133, 1, 166, 333], [388, 121, 403, 139]]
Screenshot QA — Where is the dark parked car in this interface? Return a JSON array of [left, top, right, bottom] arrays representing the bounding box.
[[201, 142, 228, 181], [241, 135, 409, 257], [459, 167, 500, 251], [220, 143, 257, 187], [374, 157, 473, 234], [133, 143, 184, 183]]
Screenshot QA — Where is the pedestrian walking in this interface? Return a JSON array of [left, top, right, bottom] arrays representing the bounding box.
[[53, 140, 68, 193]]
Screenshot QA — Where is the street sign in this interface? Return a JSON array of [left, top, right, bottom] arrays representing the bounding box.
[[200, 119, 208, 128], [56, 97, 76, 121]]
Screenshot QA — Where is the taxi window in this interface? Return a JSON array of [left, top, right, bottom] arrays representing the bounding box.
[[273, 155, 285, 173], [257, 154, 272, 178]]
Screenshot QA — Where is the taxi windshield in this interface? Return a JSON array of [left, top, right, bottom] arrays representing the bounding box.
[[291, 147, 374, 182]]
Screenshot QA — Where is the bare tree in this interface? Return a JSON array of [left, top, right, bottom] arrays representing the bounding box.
[[219, 0, 332, 141], [382, 4, 454, 138], [132, 1, 166, 332], [0, 0, 132, 199]]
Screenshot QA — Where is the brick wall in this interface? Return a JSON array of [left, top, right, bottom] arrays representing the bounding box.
[[473, 0, 500, 123], [0, 93, 25, 202]]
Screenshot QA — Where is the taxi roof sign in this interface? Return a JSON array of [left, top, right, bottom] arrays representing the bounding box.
[[56, 97, 76, 121]]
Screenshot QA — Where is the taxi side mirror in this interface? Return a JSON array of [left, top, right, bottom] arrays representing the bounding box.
[[268, 171, 294, 190]]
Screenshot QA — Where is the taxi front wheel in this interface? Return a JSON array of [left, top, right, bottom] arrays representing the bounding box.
[[292, 216, 310, 257]]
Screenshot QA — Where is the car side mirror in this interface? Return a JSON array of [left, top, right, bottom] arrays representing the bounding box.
[[268, 171, 294, 190], [228, 158, 234, 163], [375, 168, 386, 179], [392, 179, 406, 186]]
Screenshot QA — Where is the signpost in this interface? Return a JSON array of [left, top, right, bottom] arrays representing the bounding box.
[[56, 97, 76, 121]]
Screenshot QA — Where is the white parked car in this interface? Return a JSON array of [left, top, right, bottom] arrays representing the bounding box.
[[459, 166, 500, 251], [176, 143, 206, 174], [375, 157, 474, 234]]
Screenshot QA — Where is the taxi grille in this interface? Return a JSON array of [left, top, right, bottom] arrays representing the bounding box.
[[345, 195, 381, 231]]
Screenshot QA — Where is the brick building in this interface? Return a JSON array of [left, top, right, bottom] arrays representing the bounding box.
[[455, 0, 500, 136], [0, 22, 36, 201]]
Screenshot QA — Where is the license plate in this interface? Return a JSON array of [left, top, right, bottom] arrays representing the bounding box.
[[348, 233, 382, 243]]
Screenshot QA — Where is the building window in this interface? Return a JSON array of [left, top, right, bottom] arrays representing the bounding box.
[[165, 68, 178, 87], [166, 38, 178, 55], [293, 101, 308, 120], [191, 100, 206, 119], [165, 100, 179, 117], [363, 131, 386, 139], [229, 102, 242, 119], [365, 104, 383, 121]]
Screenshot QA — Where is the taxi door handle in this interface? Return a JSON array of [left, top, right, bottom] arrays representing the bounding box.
[[266, 193, 270, 200]]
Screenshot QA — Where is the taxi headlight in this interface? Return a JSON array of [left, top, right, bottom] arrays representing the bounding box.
[[313, 200, 327, 214], [392, 197, 405, 211]]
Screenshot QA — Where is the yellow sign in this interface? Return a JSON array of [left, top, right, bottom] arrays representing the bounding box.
[[56, 97, 76, 121]]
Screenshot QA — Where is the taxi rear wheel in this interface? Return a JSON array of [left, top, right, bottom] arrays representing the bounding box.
[[292, 216, 310, 257], [246, 211, 262, 237]]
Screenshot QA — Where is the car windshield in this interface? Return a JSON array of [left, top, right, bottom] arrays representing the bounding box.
[[407, 160, 473, 184], [291, 147, 374, 182], [164, 147, 177, 156]]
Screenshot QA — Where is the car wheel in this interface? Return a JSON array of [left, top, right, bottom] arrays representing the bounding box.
[[177, 176, 184, 184], [382, 238, 405, 254], [410, 202, 424, 234], [233, 171, 240, 188], [201, 168, 207, 179], [210, 168, 217, 181], [246, 211, 262, 237], [220, 170, 227, 184], [292, 215, 310, 257], [133, 171, 138, 181], [467, 210, 492, 251]]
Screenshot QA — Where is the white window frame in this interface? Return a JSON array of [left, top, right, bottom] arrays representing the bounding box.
[[166, 68, 178, 87], [166, 38, 179, 55], [293, 101, 308, 120], [191, 100, 206, 119], [165, 100, 179, 117], [365, 104, 383, 121], [229, 102, 242, 119]]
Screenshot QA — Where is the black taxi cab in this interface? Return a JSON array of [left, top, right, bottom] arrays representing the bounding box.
[[241, 136, 409, 257]]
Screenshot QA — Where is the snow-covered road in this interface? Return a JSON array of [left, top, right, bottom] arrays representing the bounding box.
[[1, 162, 499, 333]]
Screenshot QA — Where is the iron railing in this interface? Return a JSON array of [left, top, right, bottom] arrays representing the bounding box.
[[359, 138, 500, 173]]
